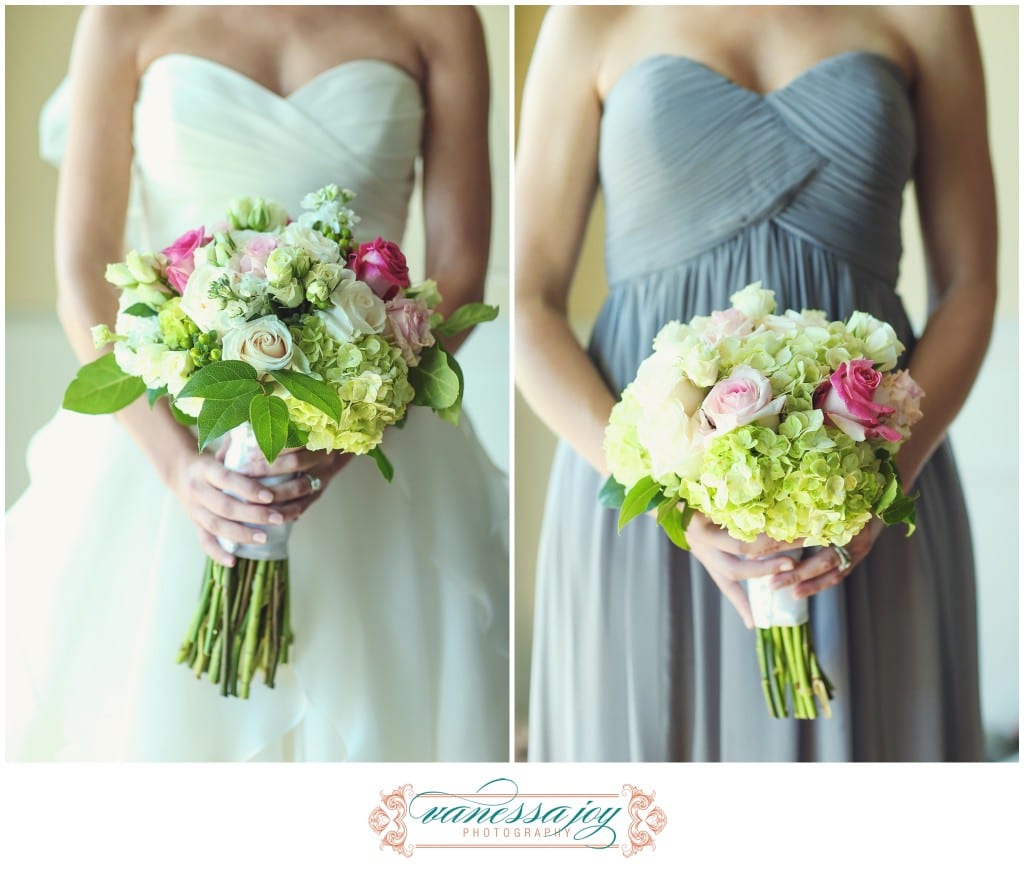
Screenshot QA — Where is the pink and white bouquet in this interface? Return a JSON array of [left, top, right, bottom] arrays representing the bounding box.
[[64, 184, 497, 698], [603, 282, 922, 719]]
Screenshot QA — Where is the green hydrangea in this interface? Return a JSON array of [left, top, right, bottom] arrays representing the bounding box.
[[603, 390, 649, 489], [285, 317, 414, 453], [157, 297, 200, 350]]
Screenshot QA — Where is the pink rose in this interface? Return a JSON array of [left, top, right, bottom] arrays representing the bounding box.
[[349, 238, 410, 301], [873, 369, 924, 441], [700, 365, 786, 435], [813, 358, 902, 442], [161, 226, 211, 294], [385, 296, 435, 366], [703, 307, 754, 346], [238, 234, 278, 277]]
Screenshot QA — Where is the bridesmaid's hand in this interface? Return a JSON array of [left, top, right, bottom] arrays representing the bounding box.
[[685, 512, 802, 630], [767, 519, 884, 599], [242, 448, 353, 523], [172, 452, 285, 567]]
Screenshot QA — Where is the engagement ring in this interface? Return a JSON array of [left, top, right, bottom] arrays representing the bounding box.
[[832, 544, 852, 572], [306, 473, 322, 493]]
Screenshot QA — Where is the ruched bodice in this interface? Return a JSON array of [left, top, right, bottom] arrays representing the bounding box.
[[41, 54, 424, 250], [530, 49, 983, 763], [599, 52, 915, 285]]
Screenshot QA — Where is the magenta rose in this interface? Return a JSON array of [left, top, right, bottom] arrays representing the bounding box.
[[161, 226, 211, 294], [238, 234, 278, 277], [349, 238, 410, 301], [385, 296, 435, 366], [814, 358, 901, 442], [700, 365, 786, 435]]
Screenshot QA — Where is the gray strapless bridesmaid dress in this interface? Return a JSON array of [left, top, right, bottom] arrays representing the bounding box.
[[528, 51, 985, 762]]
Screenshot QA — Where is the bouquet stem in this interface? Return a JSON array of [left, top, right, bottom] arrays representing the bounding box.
[[177, 556, 292, 698]]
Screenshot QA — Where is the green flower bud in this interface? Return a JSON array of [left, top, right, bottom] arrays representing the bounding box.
[[126, 250, 160, 284], [227, 197, 253, 230], [91, 324, 126, 349], [265, 246, 299, 286], [105, 262, 137, 288], [157, 298, 199, 350], [210, 349, 221, 361], [305, 279, 331, 308]]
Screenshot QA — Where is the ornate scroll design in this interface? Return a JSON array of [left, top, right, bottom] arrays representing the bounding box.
[[621, 784, 667, 857], [369, 784, 415, 857]]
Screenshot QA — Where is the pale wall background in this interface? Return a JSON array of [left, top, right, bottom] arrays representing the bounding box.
[[5, 5, 510, 504], [514, 6, 1020, 749]]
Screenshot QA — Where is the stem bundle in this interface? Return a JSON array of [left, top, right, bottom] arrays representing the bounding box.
[[176, 556, 293, 698], [754, 623, 833, 720]]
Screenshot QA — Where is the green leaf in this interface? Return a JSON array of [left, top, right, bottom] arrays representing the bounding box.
[[63, 352, 146, 414], [434, 302, 499, 338], [874, 476, 900, 515], [271, 369, 342, 422], [368, 446, 394, 483], [197, 395, 252, 450], [409, 346, 460, 410], [657, 498, 693, 551], [170, 402, 199, 427], [285, 422, 308, 448], [618, 475, 662, 533], [392, 412, 408, 430], [248, 394, 290, 464], [880, 491, 918, 537], [123, 302, 159, 318], [177, 360, 261, 401], [146, 386, 169, 408], [435, 353, 465, 425], [599, 476, 627, 510]]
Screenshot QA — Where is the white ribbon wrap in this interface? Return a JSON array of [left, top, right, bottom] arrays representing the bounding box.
[[216, 423, 295, 561], [744, 548, 806, 629]]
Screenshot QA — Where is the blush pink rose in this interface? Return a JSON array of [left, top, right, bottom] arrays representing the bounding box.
[[814, 358, 901, 442], [161, 226, 211, 294], [238, 234, 278, 277], [703, 307, 754, 346], [349, 238, 410, 301], [872, 369, 925, 441], [385, 296, 435, 366], [700, 365, 786, 435]]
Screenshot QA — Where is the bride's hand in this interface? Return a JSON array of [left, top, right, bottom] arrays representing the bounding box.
[[685, 512, 801, 630], [172, 452, 286, 566], [767, 519, 883, 598], [243, 448, 353, 523]]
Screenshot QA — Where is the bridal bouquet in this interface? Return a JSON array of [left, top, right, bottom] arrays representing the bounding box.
[[64, 184, 497, 698], [603, 282, 922, 719]]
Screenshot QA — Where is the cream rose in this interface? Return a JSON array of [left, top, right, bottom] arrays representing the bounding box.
[[631, 348, 706, 416], [636, 399, 709, 484], [279, 222, 341, 264], [730, 281, 778, 320], [319, 275, 386, 343], [221, 315, 294, 373]]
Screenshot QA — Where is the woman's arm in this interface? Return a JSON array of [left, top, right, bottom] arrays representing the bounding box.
[[406, 6, 492, 353], [58, 7, 284, 564], [896, 5, 997, 489], [514, 8, 618, 475]]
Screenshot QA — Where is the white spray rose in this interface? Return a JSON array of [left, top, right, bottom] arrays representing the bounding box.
[[318, 274, 386, 343], [846, 311, 903, 372], [180, 263, 241, 334], [630, 348, 707, 416], [279, 222, 341, 264], [636, 397, 708, 485], [221, 316, 294, 373], [730, 281, 778, 320]]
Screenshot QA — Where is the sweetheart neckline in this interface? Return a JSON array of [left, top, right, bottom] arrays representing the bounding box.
[[137, 52, 422, 103], [602, 49, 910, 108]]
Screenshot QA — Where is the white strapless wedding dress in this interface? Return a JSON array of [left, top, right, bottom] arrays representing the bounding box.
[[6, 55, 509, 762]]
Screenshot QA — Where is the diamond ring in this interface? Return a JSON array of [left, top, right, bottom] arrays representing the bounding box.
[[832, 544, 852, 572], [306, 473, 322, 493]]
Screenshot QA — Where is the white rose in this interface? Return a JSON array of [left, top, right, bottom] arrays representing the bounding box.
[[730, 281, 778, 320], [221, 315, 294, 373], [160, 349, 194, 396], [134, 343, 174, 389], [174, 396, 204, 418], [631, 348, 706, 416], [180, 263, 240, 334], [279, 223, 341, 264], [637, 398, 708, 484], [846, 311, 903, 372], [319, 275, 386, 343]]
